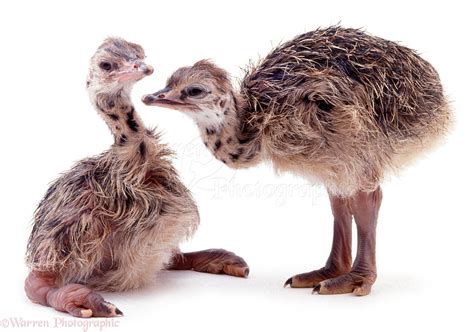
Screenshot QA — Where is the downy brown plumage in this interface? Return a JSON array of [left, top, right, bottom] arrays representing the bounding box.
[[143, 26, 452, 295], [25, 38, 248, 318]]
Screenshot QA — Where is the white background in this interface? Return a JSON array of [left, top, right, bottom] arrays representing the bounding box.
[[0, 0, 472, 331]]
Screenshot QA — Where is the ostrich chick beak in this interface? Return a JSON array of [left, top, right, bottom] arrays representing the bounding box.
[[142, 88, 197, 111], [117, 61, 154, 83]]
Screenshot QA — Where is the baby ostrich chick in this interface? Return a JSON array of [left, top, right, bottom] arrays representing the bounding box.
[[25, 38, 248, 318], [143, 27, 452, 296]]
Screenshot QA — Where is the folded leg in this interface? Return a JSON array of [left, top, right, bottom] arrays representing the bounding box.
[[25, 271, 122, 318], [168, 249, 249, 278]]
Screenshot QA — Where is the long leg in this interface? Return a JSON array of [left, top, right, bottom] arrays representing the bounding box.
[[25, 271, 122, 318], [313, 186, 382, 296], [285, 191, 353, 288], [168, 249, 249, 278]]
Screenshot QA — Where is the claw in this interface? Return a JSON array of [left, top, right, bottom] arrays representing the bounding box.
[[353, 287, 362, 296], [352, 285, 371, 296], [312, 284, 321, 294], [284, 278, 293, 288], [243, 267, 250, 278], [80, 309, 93, 318], [101, 303, 123, 317]]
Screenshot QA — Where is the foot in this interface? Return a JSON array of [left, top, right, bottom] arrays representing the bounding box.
[[312, 271, 376, 296], [47, 284, 123, 318], [169, 249, 249, 278], [25, 272, 122, 318], [284, 266, 349, 288]]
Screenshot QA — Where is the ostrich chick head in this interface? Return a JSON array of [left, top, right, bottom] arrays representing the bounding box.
[[87, 37, 154, 95], [142, 60, 232, 129]]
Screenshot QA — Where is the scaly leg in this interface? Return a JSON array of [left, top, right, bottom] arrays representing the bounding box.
[[25, 271, 122, 318], [285, 192, 353, 288], [313, 186, 382, 296], [168, 249, 249, 278]]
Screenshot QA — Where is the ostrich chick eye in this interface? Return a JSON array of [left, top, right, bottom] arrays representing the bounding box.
[[186, 86, 206, 98], [99, 62, 113, 71]]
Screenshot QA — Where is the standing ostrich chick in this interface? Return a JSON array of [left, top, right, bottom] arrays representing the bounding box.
[[25, 38, 248, 318], [143, 27, 452, 296]]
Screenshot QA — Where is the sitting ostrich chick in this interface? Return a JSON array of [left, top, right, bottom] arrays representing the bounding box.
[[25, 38, 248, 318], [143, 27, 452, 296]]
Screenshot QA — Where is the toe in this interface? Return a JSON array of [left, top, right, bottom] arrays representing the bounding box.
[[189, 249, 250, 278], [91, 302, 123, 317], [223, 264, 249, 278], [81, 309, 93, 318], [85, 293, 122, 317], [290, 274, 320, 288], [311, 284, 321, 294], [64, 303, 92, 318], [286, 269, 335, 288], [46, 283, 121, 318], [353, 284, 372, 296], [315, 279, 354, 294], [312, 273, 375, 295]]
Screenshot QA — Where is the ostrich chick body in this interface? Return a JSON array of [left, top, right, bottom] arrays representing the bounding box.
[[25, 38, 248, 318], [143, 27, 452, 295]]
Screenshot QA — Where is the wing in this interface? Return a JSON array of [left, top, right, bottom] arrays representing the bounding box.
[[25, 157, 103, 274]]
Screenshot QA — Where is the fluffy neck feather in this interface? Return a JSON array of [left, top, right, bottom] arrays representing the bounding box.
[[196, 92, 261, 168], [87, 82, 157, 166]]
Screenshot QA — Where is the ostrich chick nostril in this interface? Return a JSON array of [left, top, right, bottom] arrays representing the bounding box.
[[142, 95, 156, 104]]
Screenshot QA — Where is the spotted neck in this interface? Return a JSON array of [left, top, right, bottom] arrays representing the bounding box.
[[89, 86, 156, 165], [93, 89, 144, 141], [198, 94, 261, 168]]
